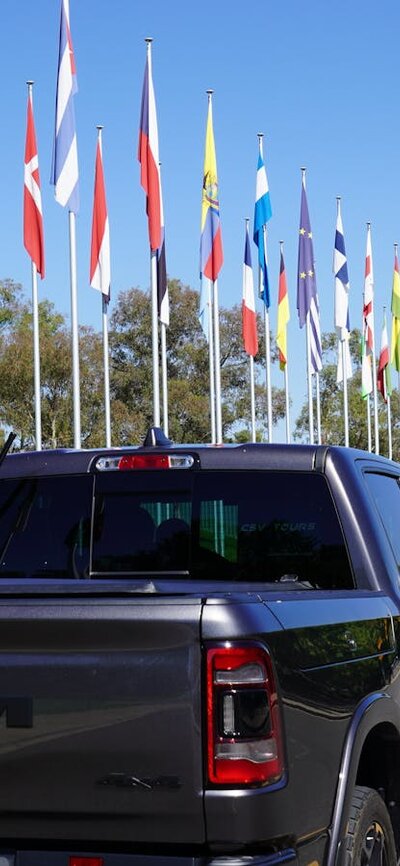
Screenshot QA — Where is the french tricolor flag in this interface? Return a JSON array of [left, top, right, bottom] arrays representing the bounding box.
[[138, 40, 161, 252], [242, 221, 258, 357]]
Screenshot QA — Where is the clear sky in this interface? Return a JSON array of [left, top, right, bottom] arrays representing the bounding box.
[[2, 0, 400, 438]]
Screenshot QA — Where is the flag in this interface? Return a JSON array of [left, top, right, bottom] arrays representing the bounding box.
[[242, 222, 258, 357], [297, 176, 322, 372], [157, 166, 169, 326], [378, 311, 392, 402], [391, 250, 400, 371], [90, 132, 110, 300], [51, 0, 79, 213], [276, 247, 289, 370], [253, 137, 272, 307], [24, 89, 45, 278], [361, 317, 373, 399], [199, 96, 223, 339], [138, 41, 161, 252], [334, 201, 350, 338], [363, 225, 374, 354]]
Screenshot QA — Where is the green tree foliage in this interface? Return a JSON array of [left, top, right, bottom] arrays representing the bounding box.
[[294, 329, 400, 460], [0, 278, 285, 449]]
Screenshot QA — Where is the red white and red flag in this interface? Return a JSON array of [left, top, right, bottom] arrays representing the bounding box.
[[363, 224, 374, 353], [138, 41, 161, 252], [24, 89, 45, 277], [90, 130, 110, 299]]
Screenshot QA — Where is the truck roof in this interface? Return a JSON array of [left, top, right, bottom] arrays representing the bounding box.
[[0, 437, 397, 479]]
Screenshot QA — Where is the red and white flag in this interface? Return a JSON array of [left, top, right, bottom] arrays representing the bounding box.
[[242, 221, 258, 356], [138, 41, 161, 252], [90, 131, 110, 299], [363, 224, 374, 353], [23, 89, 44, 277]]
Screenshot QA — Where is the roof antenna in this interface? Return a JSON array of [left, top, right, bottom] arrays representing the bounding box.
[[143, 426, 173, 448]]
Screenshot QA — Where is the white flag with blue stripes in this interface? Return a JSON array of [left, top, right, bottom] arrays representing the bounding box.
[[253, 137, 272, 307]]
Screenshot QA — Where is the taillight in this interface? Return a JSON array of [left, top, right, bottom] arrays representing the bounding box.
[[69, 859, 103, 866], [206, 643, 284, 786], [95, 454, 194, 471]]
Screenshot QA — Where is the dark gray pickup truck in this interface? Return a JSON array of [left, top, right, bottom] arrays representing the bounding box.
[[0, 432, 399, 866]]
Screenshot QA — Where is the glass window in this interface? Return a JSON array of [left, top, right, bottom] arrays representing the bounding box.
[[92, 470, 353, 588], [364, 473, 400, 566], [0, 475, 92, 579]]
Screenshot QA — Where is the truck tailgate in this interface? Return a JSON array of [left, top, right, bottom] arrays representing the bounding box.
[[0, 597, 204, 844]]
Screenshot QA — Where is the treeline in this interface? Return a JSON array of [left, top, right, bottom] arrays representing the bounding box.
[[0, 278, 398, 457]]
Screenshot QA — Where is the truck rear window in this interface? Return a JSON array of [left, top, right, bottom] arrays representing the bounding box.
[[92, 470, 353, 589]]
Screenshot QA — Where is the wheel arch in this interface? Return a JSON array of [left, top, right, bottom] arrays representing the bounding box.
[[327, 692, 400, 866]]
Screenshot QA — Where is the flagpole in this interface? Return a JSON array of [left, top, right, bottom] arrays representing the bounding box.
[[213, 276, 223, 443], [388, 394, 392, 459], [159, 323, 168, 436], [26, 81, 42, 451], [367, 396, 372, 452], [250, 355, 256, 442], [301, 169, 314, 444], [278, 242, 290, 444], [261, 225, 273, 443], [315, 372, 321, 444], [68, 210, 81, 448], [207, 278, 216, 442], [367, 222, 379, 454], [102, 294, 111, 447], [336, 197, 349, 447]]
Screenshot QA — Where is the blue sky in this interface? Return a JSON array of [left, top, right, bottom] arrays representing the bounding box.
[[2, 1, 400, 437]]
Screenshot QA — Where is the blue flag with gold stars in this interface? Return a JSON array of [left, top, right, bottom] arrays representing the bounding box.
[[297, 176, 322, 371]]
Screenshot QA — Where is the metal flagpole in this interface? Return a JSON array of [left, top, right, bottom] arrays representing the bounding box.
[[27, 81, 42, 451], [207, 278, 216, 443], [160, 323, 168, 437], [367, 396, 372, 451], [284, 363, 291, 443], [262, 223, 273, 443], [341, 339, 349, 446], [250, 355, 256, 442], [315, 372, 321, 444], [387, 394, 392, 459], [102, 294, 111, 447], [306, 313, 314, 444], [68, 210, 81, 448], [213, 277, 223, 444], [150, 250, 160, 427], [367, 223, 379, 454]]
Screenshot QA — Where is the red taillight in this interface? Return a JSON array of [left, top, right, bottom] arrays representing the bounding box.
[[69, 859, 103, 866], [206, 643, 284, 786], [118, 454, 170, 470]]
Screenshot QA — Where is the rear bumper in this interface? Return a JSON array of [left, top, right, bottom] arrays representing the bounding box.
[[1, 850, 299, 866]]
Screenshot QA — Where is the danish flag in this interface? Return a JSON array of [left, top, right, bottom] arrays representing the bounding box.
[[24, 89, 45, 277]]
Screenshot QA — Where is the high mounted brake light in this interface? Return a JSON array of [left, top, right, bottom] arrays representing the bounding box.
[[206, 643, 284, 786], [95, 454, 194, 471]]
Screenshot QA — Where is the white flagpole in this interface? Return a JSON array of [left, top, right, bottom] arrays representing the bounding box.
[[160, 323, 168, 437], [387, 395, 392, 459], [367, 396, 372, 451], [341, 339, 349, 446], [102, 294, 111, 447], [250, 355, 256, 442], [315, 372, 321, 444], [68, 210, 81, 448], [213, 277, 223, 444], [261, 222, 273, 443], [207, 278, 216, 443], [336, 197, 349, 447], [306, 312, 314, 444], [27, 81, 42, 451], [366, 222, 379, 454], [284, 363, 291, 443], [150, 249, 160, 427]]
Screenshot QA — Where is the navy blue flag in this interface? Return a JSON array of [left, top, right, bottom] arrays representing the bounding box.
[[297, 177, 322, 372]]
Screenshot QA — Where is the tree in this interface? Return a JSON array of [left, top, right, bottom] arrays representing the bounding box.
[[294, 329, 400, 460]]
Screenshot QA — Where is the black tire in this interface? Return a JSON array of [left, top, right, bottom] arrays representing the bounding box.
[[342, 785, 397, 866]]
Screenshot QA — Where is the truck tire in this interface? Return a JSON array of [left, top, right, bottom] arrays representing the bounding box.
[[342, 785, 397, 866]]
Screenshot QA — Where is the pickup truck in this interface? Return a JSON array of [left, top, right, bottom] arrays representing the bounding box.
[[0, 429, 399, 866]]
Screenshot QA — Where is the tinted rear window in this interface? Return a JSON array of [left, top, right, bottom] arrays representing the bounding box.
[[92, 470, 353, 589]]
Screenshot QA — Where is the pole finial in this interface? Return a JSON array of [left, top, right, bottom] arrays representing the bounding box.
[[26, 79, 34, 87], [145, 36, 153, 43], [96, 124, 104, 131]]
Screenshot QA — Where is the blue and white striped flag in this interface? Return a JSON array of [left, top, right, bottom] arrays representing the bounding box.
[[51, 0, 79, 213], [253, 137, 272, 308]]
